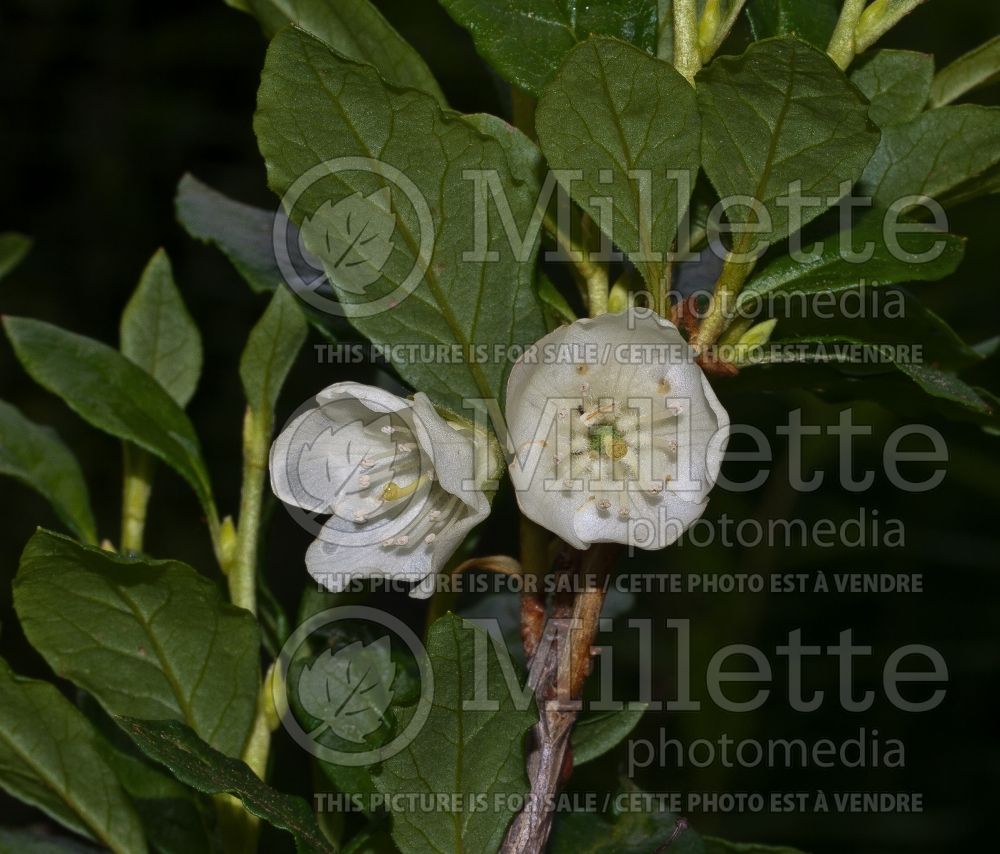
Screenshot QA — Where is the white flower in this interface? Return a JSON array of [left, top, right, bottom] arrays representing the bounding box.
[[506, 309, 729, 550], [270, 382, 490, 597]]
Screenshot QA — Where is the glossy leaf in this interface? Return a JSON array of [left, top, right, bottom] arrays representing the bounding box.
[[120, 249, 202, 407], [3, 316, 215, 516], [696, 38, 879, 250], [14, 529, 260, 758], [255, 28, 545, 410], [372, 615, 536, 854], [738, 209, 965, 308], [0, 400, 97, 543], [745, 0, 839, 50], [930, 35, 1000, 108], [536, 37, 701, 288], [117, 717, 335, 854], [0, 232, 31, 281], [247, 0, 446, 105], [850, 49, 934, 127], [239, 285, 307, 417], [0, 659, 145, 854], [437, 0, 658, 95], [860, 105, 1000, 210]]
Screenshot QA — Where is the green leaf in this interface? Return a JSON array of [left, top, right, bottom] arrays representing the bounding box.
[[894, 361, 992, 415], [745, 0, 839, 50], [13, 529, 260, 758], [297, 638, 396, 745], [0, 400, 97, 543], [930, 35, 1000, 108], [0, 828, 101, 853], [437, 0, 658, 95], [855, 0, 930, 55], [536, 37, 701, 289], [372, 615, 536, 854], [703, 840, 806, 853], [550, 802, 699, 853], [176, 173, 280, 296], [116, 717, 336, 854], [767, 290, 991, 415], [0, 232, 31, 281], [850, 49, 934, 127], [696, 38, 879, 250], [3, 316, 215, 517], [121, 249, 202, 408], [246, 0, 446, 105], [738, 209, 966, 308], [80, 696, 216, 854], [0, 658, 146, 854], [255, 28, 545, 410], [239, 286, 307, 417], [860, 105, 1000, 210], [571, 704, 647, 766]]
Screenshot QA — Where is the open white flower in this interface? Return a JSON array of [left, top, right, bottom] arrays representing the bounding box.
[[506, 309, 729, 550], [270, 382, 490, 597]]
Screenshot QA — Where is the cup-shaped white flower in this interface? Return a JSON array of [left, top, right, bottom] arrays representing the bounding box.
[[270, 382, 490, 597], [506, 309, 729, 550]]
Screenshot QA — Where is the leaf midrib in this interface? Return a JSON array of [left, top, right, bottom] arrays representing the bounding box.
[[297, 39, 499, 403]]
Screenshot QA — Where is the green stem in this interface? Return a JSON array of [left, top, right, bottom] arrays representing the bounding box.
[[827, 0, 868, 69], [673, 0, 702, 82], [693, 234, 759, 352], [542, 213, 609, 317], [229, 405, 271, 615], [120, 444, 154, 553]]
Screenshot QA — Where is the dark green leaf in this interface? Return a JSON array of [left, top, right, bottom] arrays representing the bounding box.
[[894, 362, 992, 415], [745, 0, 839, 50], [176, 173, 280, 296], [0, 828, 101, 853], [929, 34, 1000, 108], [13, 529, 260, 758], [0, 232, 31, 281], [3, 316, 215, 517], [437, 0, 658, 95], [240, 286, 307, 417], [247, 0, 446, 105], [121, 249, 202, 407], [0, 400, 97, 543], [372, 615, 536, 854], [850, 49, 934, 127], [703, 840, 807, 853], [81, 696, 217, 854], [550, 802, 700, 854], [255, 28, 545, 410], [0, 659, 145, 854], [860, 105, 1000, 210], [536, 37, 701, 288], [571, 704, 647, 766], [766, 290, 991, 415], [116, 718, 335, 854], [738, 210, 965, 307], [696, 38, 879, 249]]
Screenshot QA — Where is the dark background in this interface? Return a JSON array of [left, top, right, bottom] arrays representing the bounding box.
[[1, 1, 998, 851]]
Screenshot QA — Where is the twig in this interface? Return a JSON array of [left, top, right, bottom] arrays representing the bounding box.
[[502, 543, 620, 853]]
